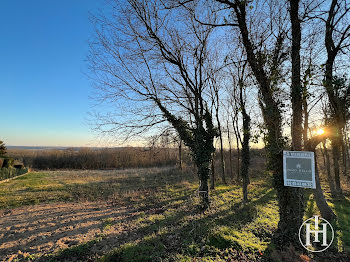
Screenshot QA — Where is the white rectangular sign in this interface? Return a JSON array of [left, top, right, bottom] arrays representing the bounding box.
[[283, 151, 316, 189]]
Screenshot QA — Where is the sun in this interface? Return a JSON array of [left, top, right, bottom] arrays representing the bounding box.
[[316, 129, 325, 135]]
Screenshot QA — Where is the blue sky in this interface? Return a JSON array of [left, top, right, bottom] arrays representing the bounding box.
[[1, 0, 106, 146]]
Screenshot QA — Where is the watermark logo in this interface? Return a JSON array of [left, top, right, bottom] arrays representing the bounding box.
[[299, 215, 334, 252]]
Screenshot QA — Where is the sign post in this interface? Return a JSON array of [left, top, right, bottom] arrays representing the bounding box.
[[283, 151, 316, 189]]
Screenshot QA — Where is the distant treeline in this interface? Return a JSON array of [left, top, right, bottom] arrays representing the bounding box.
[[7, 147, 266, 171], [8, 147, 180, 170]]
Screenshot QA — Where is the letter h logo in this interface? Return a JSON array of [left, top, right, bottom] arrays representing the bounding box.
[[305, 216, 327, 246], [299, 215, 334, 252]]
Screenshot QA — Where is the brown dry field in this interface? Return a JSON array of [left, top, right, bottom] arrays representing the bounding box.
[[1, 202, 140, 261]]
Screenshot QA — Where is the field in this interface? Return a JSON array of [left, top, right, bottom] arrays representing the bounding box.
[[0, 166, 349, 262]]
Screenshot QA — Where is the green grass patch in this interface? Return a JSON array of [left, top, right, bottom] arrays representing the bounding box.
[[42, 238, 102, 262], [0, 172, 72, 208], [100, 237, 165, 262]]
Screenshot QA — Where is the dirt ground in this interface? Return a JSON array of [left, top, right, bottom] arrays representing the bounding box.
[[0, 201, 142, 261], [0, 167, 192, 261]]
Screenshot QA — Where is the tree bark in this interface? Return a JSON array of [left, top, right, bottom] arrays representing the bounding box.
[[210, 152, 215, 190], [241, 108, 250, 204], [178, 139, 183, 170], [342, 132, 348, 179], [264, 0, 304, 247], [313, 152, 337, 221], [232, 114, 240, 180], [302, 91, 308, 146], [239, 79, 251, 204], [227, 120, 234, 180], [322, 141, 336, 195], [218, 123, 227, 184], [332, 134, 343, 195], [154, 99, 217, 210], [216, 97, 227, 184], [226, 0, 304, 246], [290, 0, 303, 151], [305, 135, 336, 222], [198, 161, 210, 210]]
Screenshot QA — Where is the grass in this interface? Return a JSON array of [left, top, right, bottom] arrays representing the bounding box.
[[0, 167, 182, 209], [1, 165, 349, 261], [42, 238, 103, 262], [98, 179, 278, 262], [0, 172, 69, 208], [305, 191, 350, 253]]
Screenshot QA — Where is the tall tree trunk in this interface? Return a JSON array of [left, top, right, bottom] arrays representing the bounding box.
[[236, 143, 240, 180], [347, 134, 350, 179], [210, 152, 215, 190], [345, 126, 350, 170], [195, 139, 215, 210], [232, 114, 240, 180], [239, 80, 251, 204], [178, 140, 183, 170], [241, 109, 250, 204], [216, 107, 226, 184], [302, 91, 308, 146], [227, 120, 234, 180], [195, 140, 214, 210], [305, 136, 336, 222], [322, 141, 336, 194], [218, 128, 227, 184], [342, 131, 348, 179], [263, 102, 301, 247], [313, 151, 337, 221], [290, 0, 303, 152], [332, 133, 343, 195], [198, 161, 210, 210], [269, 0, 304, 247]]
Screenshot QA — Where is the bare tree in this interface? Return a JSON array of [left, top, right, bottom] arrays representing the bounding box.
[[226, 117, 234, 180], [208, 74, 227, 184], [231, 101, 241, 180], [89, 0, 219, 210], [227, 55, 252, 204], [322, 0, 350, 195], [210, 150, 216, 189], [236, 64, 251, 204]]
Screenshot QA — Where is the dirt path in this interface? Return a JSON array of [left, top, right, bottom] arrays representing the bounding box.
[[0, 202, 141, 261]]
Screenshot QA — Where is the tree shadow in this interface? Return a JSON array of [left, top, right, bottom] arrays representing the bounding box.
[[76, 187, 277, 262], [332, 195, 350, 253], [262, 192, 350, 262]]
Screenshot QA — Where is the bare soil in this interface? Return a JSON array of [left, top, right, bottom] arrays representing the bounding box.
[[0, 201, 141, 261]]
